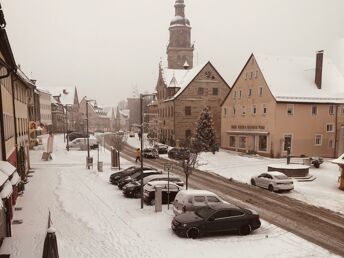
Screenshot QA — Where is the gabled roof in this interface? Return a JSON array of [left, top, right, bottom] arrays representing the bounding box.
[[254, 54, 344, 103]]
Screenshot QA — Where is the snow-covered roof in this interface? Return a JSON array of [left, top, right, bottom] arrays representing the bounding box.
[[16, 67, 36, 88], [0, 180, 13, 199], [0, 171, 8, 186], [255, 54, 344, 103], [268, 164, 310, 169], [48, 87, 75, 105], [161, 61, 208, 101], [0, 161, 16, 176]]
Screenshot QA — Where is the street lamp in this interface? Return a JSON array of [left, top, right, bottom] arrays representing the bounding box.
[[85, 98, 96, 169], [140, 93, 156, 209], [64, 104, 72, 151]]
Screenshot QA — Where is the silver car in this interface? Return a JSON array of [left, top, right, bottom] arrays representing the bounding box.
[[250, 171, 294, 192]]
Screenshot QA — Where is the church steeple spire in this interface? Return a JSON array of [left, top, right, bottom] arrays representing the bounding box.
[[167, 0, 194, 70]]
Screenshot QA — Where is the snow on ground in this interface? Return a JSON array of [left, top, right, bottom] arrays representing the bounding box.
[[0, 134, 339, 257], [128, 135, 344, 214]]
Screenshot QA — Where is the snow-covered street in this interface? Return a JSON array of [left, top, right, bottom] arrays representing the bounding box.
[[0, 134, 339, 257]]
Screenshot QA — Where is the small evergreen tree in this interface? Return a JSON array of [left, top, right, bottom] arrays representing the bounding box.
[[195, 107, 217, 152]]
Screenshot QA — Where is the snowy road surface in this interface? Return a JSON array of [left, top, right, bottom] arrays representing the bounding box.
[[0, 135, 339, 257]]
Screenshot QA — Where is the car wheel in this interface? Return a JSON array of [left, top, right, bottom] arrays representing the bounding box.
[[239, 225, 251, 236], [268, 185, 274, 192], [250, 179, 256, 186], [187, 227, 200, 239]]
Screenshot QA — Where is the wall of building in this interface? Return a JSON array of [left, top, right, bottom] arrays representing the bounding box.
[[39, 91, 52, 127]]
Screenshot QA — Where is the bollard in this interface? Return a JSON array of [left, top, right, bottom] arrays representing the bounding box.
[[154, 186, 162, 212]]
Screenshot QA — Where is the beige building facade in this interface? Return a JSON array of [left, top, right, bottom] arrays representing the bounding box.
[[221, 53, 344, 158]]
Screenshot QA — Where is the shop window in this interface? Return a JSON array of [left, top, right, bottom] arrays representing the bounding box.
[[258, 136, 267, 151], [229, 136, 236, 147], [239, 136, 246, 149]]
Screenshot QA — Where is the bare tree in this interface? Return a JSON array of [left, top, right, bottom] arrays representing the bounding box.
[[179, 138, 202, 189], [108, 132, 128, 170]]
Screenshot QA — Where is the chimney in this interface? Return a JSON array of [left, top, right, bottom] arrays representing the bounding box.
[[315, 50, 324, 89]]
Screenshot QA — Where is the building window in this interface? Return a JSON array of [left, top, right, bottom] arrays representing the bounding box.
[[185, 106, 191, 116], [284, 134, 292, 151], [242, 106, 246, 115], [326, 123, 334, 132], [248, 89, 252, 97], [198, 88, 204, 95], [258, 136, 267, 151], [315, 135, 322, 146], [239, 90, 242, 99], [328, 139, 335, 149], [262, 104, 267, 115], [239, 136, 246, 149], [259, 87, 263, 96], [312, 105, 317, 115], [224, 108, 227, 116], [233, 91, 237, 99], [287, 104, 294, 115], [341, 106, 344, 115], [329, 105, 335, 115], [255, 71, 258, 78], [229, 136, 236, 147], [250, 72, 253, 79], [252, 105, 256, 115], [185, 129, 192, 138], [233, 106, 236, 115], [213, 88, 218, 95]]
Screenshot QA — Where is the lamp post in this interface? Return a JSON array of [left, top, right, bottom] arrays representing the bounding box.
[[64, 104, 72, 151], [140, 93, 156, 209], [85, 98, 95, 169]]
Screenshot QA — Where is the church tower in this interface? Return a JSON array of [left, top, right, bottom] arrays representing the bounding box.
[[167, 0, 194, 69]]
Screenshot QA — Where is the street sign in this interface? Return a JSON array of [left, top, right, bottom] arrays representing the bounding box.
[[164, 163, 173, 209]]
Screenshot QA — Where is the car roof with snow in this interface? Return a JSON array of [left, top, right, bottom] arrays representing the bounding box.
[[266, 171, 288, 177], [177, 189, 219, 196], [145, 181, 180, 188]]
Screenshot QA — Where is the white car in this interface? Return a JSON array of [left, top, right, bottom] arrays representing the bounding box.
[[68, 136, 98, 150], [250, 171, 294, 192], [172, 190, 227, 216]]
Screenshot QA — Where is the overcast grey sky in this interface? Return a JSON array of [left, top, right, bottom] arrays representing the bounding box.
[[2, 0, 344, 107]]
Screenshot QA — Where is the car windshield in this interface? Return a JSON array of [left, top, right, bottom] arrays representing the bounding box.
[[195, 207, 214, 219], [131, 172, 141, 179]]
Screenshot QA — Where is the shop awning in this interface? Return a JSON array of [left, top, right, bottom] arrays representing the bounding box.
[[1, 181, 13, 199], [226, 131, 269, 136], [0, 172, 8, 186]]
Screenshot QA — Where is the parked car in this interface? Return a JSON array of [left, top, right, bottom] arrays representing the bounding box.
[[250, 171, 294, 192], [310, 156, 324, 168], [143, 181, 182, 205], [109, 166, 155, 185], [142, 148, 159, 159], [168, 148, 190, 160], [68, 132, 88, 142], [68, 136, 98, 150], [171, 203, 261, 238], [117, 170, 162, 190], [173, 190, 226, 216], [122, 174, 184, 198], [154, 143, 169, 154]]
